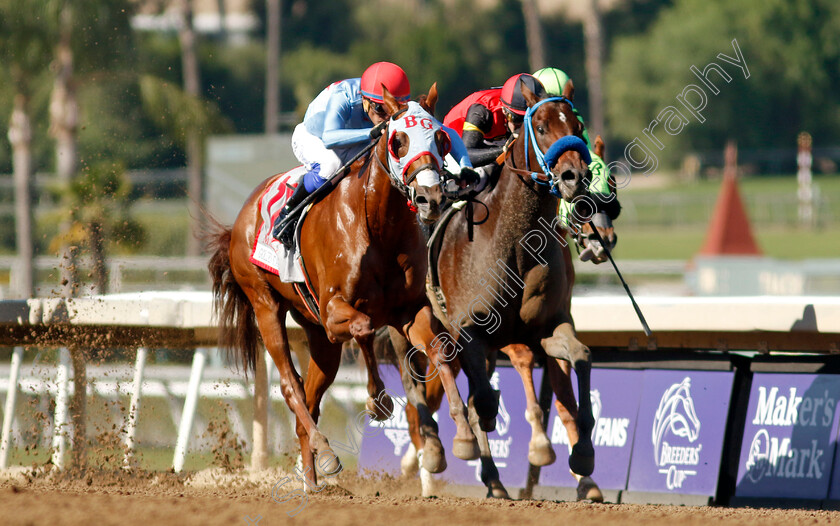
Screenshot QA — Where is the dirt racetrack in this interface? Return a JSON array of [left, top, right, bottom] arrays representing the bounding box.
[[1, 468, 839, 526]]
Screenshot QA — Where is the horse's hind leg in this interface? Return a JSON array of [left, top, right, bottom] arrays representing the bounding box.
[[505, 343, 556, 467], [540, 321, 595, 478], [247, 292, 341, 476], [324, 297, 393, 421], [388, 327, 447, 474], [297, 315, 343, 485], [547, 356, 603, 502]]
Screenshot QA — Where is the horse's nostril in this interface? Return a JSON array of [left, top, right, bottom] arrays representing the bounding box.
[[561, 170, 578, 183], [415, 195, 428, 205]]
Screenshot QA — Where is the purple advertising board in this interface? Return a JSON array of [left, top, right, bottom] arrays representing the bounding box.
[[540, 368, 643, 490], [736, 373, 840, 499], [627, 370, 734, 496], [357, 365, 416, 476], [358, 365, 539, 488]]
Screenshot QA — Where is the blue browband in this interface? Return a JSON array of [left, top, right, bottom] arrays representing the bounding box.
[[522, 97, 590, 197]]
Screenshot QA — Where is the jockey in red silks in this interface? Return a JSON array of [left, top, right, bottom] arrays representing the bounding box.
[[442, 73, 547, 192], [273, 62, 474, 244]]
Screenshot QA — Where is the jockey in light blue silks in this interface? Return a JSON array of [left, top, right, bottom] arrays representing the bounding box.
[[272, 62, 474, 246]]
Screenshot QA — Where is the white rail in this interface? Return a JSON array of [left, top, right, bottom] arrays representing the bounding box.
[[0, 292, 838, 471]]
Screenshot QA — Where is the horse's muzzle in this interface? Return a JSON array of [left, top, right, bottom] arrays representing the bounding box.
[[414, 180, 444, 224], [557, 167, 589, 201]]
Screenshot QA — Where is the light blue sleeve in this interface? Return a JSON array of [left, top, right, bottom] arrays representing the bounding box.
[[321, 90, 372, 148], [442, 124, 473, 169]]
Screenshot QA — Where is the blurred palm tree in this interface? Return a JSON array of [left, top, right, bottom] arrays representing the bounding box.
[[49, 161, 145, 294], [0, 0, 60, 298], [175, 0, 205, 256]]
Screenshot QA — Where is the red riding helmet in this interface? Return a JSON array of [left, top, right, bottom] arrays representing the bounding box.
[[361, 62, 411, 103], [500, 73, 546, 116]]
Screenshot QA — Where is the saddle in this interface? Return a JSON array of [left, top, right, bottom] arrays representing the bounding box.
[[425, 200, 466, 325], [425, 164, 498, 326], [249, 170, 322, 323]]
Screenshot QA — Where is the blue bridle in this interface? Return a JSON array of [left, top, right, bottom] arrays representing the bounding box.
[[522, 97, 591, 197]]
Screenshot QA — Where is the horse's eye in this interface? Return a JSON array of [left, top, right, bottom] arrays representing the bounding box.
[[537, 126, 545, 135]]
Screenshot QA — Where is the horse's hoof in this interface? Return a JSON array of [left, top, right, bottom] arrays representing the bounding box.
[[452, 436, 480, 460], [316, 450, 343, 477], [421, 435, 447, 473], [528, 434, 557, 467], [367, 393, 394, 421], [309, 432, 343, 477], [577, 476, 604, 503], [486, 480, 511, 499], [569, 443, 595, 477]]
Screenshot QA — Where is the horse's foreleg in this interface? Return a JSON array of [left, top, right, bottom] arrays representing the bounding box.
[[457, 336, 499, 432], [417, 359, 448, 497], [389, 327, 447, 474], [466, 400, 510, 499], [324, 297, 393, 421], [546, 351, 603, 502], [540, 322, 595, 478], [505, 343, 556, 467], [402, 306, 478, 461]]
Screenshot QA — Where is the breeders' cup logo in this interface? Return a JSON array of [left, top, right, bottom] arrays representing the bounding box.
[[490, 371, 512, 436], [469, 372, 512, 481], [652, 377, 702, 490], [378, 396, 411, 455]]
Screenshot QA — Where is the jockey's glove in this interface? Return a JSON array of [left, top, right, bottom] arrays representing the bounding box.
[[458, 166, 480, 187], [443, 167, 485, 199], [369, 121, 388, 140]]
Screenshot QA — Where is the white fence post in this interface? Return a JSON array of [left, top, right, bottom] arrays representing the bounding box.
[[0, 347, 24, 468], [250, 349, 269, 471], [51, 347, 72, 470], [123, 346, 148, 467], [172, 347, 208, 473]]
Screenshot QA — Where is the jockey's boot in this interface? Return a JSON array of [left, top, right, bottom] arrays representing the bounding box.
[[271, 182, 312, 248]]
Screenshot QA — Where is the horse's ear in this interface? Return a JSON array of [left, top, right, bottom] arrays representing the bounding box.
[[381, 85, 401, 115], [594, 135, 605, 159], [422, 83, 438, 114], [521, 79, 542, 108], [562, 78, 575, 102]]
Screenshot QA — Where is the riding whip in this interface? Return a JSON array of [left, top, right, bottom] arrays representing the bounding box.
[[588, 226, 652, 337]]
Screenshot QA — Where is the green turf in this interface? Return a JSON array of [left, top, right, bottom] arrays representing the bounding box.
[[613, 226, 840, 260], [617, 174, 840, 229]]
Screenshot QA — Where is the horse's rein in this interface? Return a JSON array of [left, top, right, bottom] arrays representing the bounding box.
[[505, 98, 591, 195], [502, 135, 554, 194]]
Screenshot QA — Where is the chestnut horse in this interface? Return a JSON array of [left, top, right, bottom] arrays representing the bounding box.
[[207, 86, 480, 485], [391, 80, 614, 500]]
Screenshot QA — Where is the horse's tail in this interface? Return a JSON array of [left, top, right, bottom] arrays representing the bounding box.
[[206, 219, 261, 374]]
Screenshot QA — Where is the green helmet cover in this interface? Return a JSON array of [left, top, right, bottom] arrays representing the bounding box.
[[533, 67, 571, 97]]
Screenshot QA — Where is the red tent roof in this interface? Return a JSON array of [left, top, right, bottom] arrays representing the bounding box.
[[698, 173, 762, 256]]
